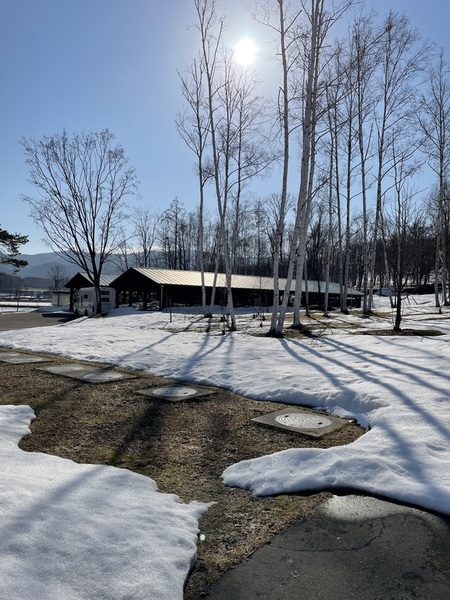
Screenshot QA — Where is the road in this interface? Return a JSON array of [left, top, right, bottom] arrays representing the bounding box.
[[0, 311, 76, 332]]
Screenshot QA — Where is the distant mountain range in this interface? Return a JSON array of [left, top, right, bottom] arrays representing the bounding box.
[[1, 253, 119, 283]]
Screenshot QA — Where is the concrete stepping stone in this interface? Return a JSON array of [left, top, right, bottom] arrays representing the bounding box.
[[0, 352, 50, 364], [252, 407, 350, 438], [136, 384, 216, 402], [39, 364, 135, 383]]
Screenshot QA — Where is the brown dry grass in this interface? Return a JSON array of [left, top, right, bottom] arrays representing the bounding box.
[[0, 348, 364, 598]]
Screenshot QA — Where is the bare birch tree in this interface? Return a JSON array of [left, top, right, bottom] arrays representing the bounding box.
[[253, 0, 303, 334], [324, 47, 348, 314], [418, 50, 450, 307], [368, 11, 429, 312], [177, 56, 211, 314], [385, 141, 422, 330], [272, 0, 353, 336], [350, 11, 380, 314], [192, 0, 272, 330]]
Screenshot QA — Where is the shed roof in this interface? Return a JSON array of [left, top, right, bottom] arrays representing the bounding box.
[[64, 272, 119, 289], [111, 267, 363, 296]]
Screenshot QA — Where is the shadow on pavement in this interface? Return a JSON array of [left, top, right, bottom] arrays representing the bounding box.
[[191, 495, 450, 600]]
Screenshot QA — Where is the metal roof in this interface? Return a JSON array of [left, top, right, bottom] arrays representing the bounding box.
[[64, 272, 119, 288], [122, 267, 363, 296]]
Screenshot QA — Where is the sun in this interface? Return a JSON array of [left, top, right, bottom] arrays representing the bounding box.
[[234, 37, 257, 66]]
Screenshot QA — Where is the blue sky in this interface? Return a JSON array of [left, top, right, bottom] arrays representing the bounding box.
[[1, 0, 449, 254]]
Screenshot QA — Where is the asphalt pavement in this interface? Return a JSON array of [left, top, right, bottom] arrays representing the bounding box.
[[0, 310, 76, 331], [192, 495, 450, 600]]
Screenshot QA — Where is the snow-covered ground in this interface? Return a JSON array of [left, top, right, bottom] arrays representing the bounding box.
[[0, 405, 208, 599], [1, 295, 450, 598], [0, 301, 53, 314]]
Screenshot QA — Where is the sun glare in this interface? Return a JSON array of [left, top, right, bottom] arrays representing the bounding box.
[[234, 37, 257, 66]]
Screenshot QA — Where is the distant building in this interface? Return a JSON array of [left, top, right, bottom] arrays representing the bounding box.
[[51, 291, 70, 307], [64, 273, 119, 311], [109, 267, 363, 310]]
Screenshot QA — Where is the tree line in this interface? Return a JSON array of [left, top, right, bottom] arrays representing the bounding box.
[[172, 0, 450, 333], [116, 194, 437, 293], [18, 1, 450, 333]]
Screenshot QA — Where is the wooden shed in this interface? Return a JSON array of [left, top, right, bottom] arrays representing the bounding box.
[[110, 267, 363, 310]]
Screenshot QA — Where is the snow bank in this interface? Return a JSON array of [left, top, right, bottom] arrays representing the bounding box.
[[0, 405, 209, 599]]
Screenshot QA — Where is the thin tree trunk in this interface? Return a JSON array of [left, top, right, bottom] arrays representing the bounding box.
[[268, 0, 291, 336]]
